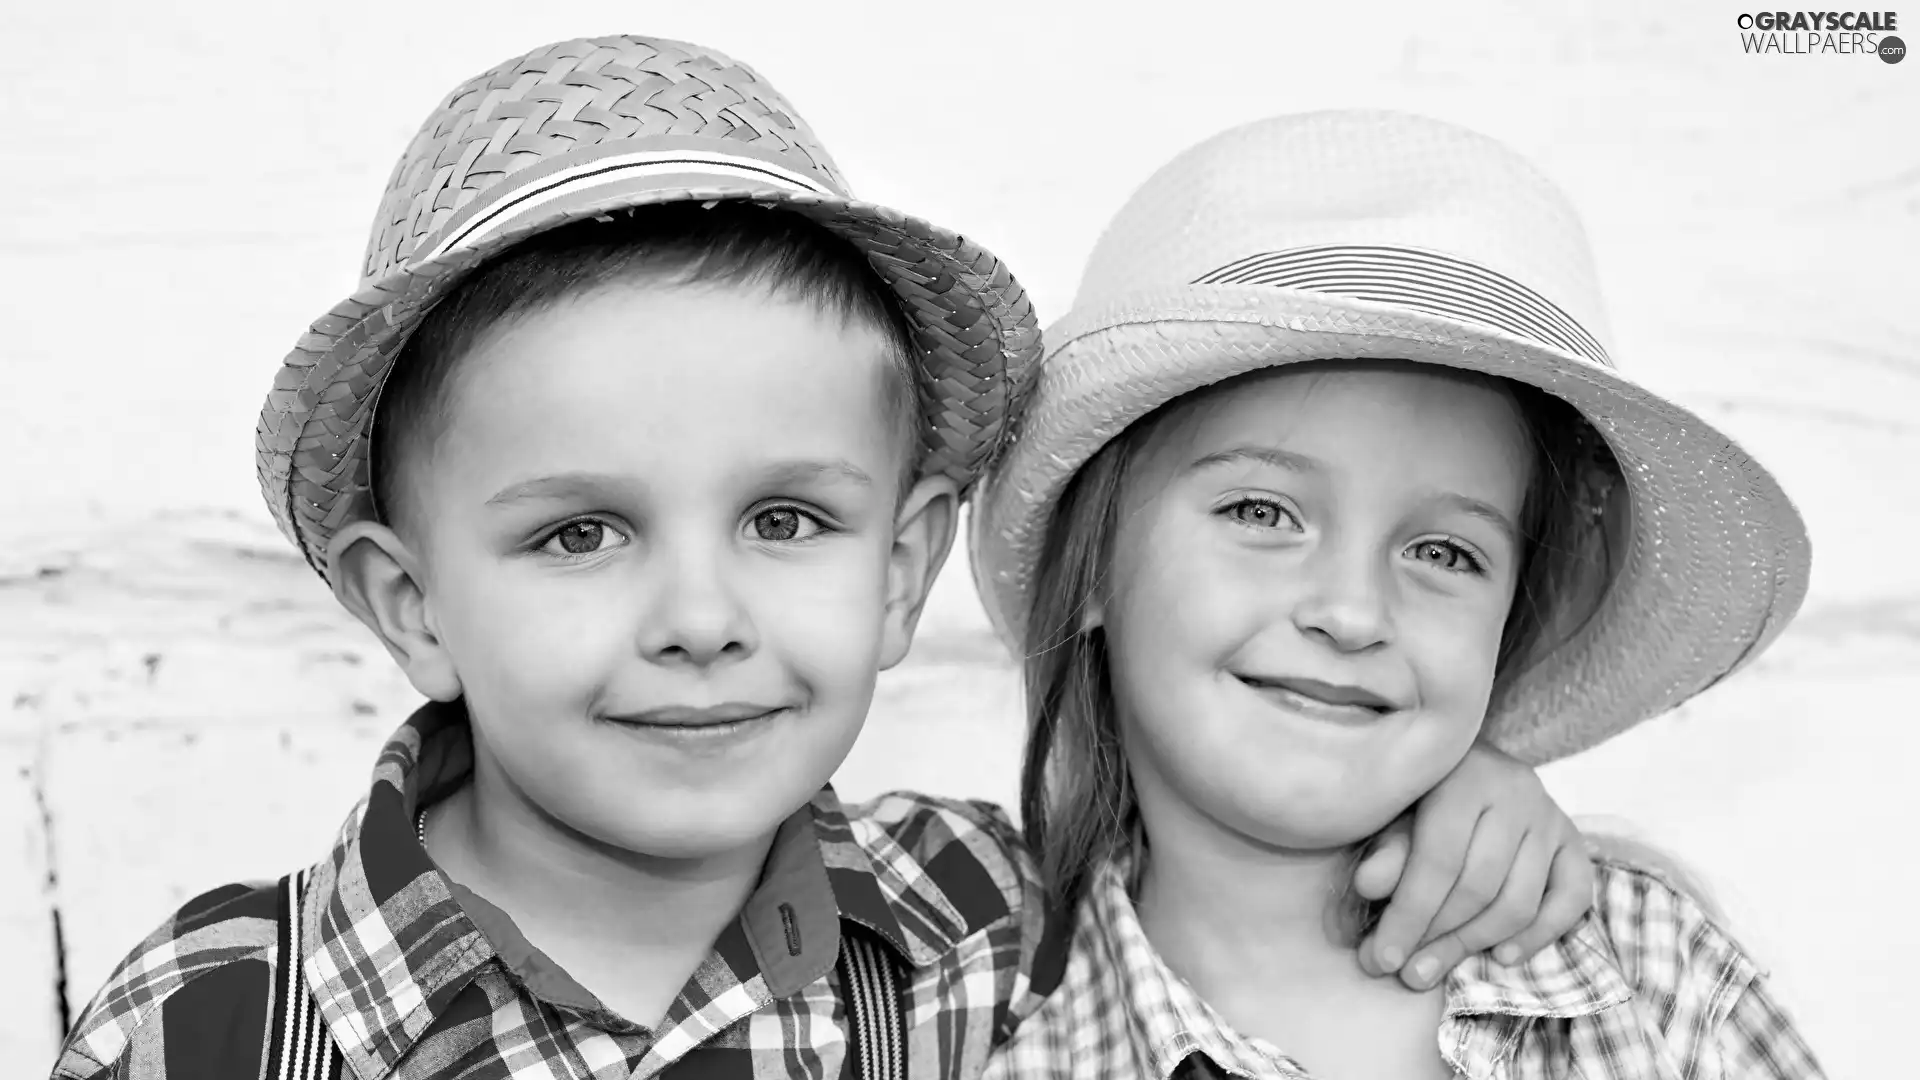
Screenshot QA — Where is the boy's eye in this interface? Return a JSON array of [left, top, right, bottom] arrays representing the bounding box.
[[1407, 538, 1485, 574], [540, 519, 623, 557], [749, 506, 824, 542], [1223, 498, 1300, 530]]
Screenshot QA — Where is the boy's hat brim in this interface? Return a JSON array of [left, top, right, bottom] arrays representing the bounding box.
[[256, 37, 1038, 582], [968, 111, 1811, 766]]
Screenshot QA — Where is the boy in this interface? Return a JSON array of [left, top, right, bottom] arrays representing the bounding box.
[[54, 35, 1596, 1079]]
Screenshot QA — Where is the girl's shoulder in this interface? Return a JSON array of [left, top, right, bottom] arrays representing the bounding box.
[[1583, 837, 1766, 1011], [1581, 838, 1826, 1076], [1586, 832, 1731, 921]]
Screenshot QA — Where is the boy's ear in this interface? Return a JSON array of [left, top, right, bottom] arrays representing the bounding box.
[[327, 521, 463, 702], [878, 474, 959, 670]]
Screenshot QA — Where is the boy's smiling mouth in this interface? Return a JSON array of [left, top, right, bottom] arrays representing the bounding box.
[[1233, 674, 1398, 725], [614, 702, 789, 728], [600, 703, 794, 749]]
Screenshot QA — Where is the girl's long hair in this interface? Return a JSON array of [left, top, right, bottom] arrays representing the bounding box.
[[1018, 366, 1626, 921]]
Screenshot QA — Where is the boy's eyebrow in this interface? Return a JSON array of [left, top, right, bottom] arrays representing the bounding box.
[[487, 472, 628, 506], [760, 459, 875, 488], [1186, 445, 1323, 475], [485, 460, 875, 506]]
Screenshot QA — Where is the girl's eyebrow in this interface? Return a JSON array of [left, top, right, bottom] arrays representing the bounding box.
[[1185, 445, 1322, 475], [1418, 491, 1519, 545], [1181, 448, 1519, 543]]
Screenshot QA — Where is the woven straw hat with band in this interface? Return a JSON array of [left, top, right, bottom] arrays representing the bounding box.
[[257, 35, 1040, 582], [969, 110, 1811, 766]]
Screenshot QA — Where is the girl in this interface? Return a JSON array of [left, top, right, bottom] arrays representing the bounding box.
[[973, 111, 1824, 1079]]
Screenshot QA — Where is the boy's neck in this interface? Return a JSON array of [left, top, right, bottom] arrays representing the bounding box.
[[429, 764, 776, 962]]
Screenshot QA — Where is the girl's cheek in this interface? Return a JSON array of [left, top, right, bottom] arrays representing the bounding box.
[[1415, 614, 1506, 701]]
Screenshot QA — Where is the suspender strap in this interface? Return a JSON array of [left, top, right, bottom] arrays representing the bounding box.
[[837, 928, 909, 1080], [270, 874, 910, 1080], [267, 871, 346, 1080]]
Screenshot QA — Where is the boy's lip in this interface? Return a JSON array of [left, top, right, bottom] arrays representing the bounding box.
[[1233, 674, 1399, 713], [610, 703, 787, 728]]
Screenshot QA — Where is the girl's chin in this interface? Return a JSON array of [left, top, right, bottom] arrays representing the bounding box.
[[1231, 805, 1416, 854]]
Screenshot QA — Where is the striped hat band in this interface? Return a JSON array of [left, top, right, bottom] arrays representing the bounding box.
[[1194, 244, 1612, 369]]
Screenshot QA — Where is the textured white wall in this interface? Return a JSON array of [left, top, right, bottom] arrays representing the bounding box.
[[4, 1, 1914, 1073]]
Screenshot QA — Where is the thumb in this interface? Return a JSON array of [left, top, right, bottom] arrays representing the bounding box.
[[1353, 816, 1412, 901]]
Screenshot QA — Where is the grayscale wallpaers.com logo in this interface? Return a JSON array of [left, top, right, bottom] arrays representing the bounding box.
[[1737, 10, 1905, 61]]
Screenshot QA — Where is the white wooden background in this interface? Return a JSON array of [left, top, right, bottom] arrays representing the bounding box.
[[4, 2, 1915, 1074]]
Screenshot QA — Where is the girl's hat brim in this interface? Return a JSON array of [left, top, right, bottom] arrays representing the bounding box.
[[254, 37, 1039, 583], [969, 284, 1810, 765]]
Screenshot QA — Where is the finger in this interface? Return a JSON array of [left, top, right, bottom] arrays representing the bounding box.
[[1492, 841, 1597, 963], [1419, 812, 1523, 944], [1360, 800, 1483, 977], [1401, 829, 1554, 989], [1352, 815, 1411, 901]]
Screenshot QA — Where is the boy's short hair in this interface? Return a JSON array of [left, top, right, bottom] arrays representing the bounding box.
[[370, 201, 926, 534]]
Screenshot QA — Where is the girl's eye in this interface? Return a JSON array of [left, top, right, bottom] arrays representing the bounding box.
[[540, 519, 624, 557], [749, 506, 824, 542], [1224, 498, 1300, 530], [1408, 539, 1485, 574]]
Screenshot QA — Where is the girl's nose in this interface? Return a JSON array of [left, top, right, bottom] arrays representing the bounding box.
[[1290, 545, 1395, 653]]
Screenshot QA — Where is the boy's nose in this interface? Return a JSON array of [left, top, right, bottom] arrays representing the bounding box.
[[637, 549, 756, 667], [1290, 545, 1395, 653]]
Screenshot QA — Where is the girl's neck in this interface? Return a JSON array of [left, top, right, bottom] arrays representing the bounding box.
[[1131, 805, 1455, 1078], [1134, 816, 1364, 989]]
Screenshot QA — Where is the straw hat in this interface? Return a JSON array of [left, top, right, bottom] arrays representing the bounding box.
[[969, 110, 1810, 765], [257, 35, 1038, 581]]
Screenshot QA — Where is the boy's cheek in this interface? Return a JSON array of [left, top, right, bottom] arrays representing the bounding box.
[[756, 543, 894, 614], [760, 575, 892, 668], [440, 588, 632, 696], [438, 550, 895, 691]]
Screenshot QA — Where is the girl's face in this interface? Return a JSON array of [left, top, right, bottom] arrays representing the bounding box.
[[1101, 363, 1534, 852]]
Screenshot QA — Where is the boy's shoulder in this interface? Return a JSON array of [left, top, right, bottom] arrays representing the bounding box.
[[55, 878, 285, 1079], [837, 789, 1033, 873], [830, 789, 1041, 934]]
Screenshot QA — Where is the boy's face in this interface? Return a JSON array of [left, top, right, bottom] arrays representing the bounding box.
[[352, 278, 944, 860]]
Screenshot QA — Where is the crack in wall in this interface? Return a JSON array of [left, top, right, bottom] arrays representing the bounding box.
[[28, 751, 72, 1038]]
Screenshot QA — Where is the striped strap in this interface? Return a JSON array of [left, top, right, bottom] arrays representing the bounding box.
[[268, 871, 345, 1080], [268, 873, 906, 1079], [838, 929, 909, 1080], [426, 149, 838, 263], [1194, 244, 1613, 369]]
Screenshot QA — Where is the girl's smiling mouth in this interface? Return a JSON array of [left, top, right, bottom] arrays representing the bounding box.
[[1233, 674, 1398, 724]]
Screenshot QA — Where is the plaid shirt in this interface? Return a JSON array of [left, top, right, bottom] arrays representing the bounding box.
[[984, 853, 1826, 1080], [53, 701, 1050, 1080]]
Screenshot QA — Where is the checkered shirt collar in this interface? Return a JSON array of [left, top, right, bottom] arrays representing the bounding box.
[[1081, 855, 1638, 1079], [294, 700, 974, 1078]]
